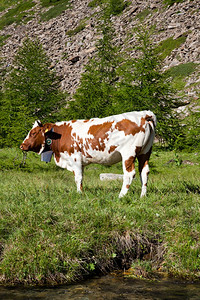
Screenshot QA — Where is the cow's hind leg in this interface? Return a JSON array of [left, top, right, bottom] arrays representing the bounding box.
[[119, 155, 136, 198], [138, 150, 151, 197]]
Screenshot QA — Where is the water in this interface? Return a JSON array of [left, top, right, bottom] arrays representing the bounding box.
[[0, 274, 200, 300]]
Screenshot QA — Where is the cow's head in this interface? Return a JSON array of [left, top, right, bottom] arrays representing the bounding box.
[[20, 120, 53, 154]]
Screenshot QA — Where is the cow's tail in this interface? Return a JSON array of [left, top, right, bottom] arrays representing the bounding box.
[[145, 113, 157, 131]]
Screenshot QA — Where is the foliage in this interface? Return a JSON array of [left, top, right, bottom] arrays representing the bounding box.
[[0, 1, 36, 30], [176, 105, 200, 151], [66, 12, 121, 119], [135, 8, 151, 21], [117, 27, 181, 146], [66, 21, 86, 37], [88, 0, 104, 8], [156, 34, 187, 60], [0, 148, 200, 284], [67, 19, 180, 147], [163, 0, 185, 6], [40, 0, 70, 21], [0, 34, 10, 47], [0, 38, 66, 148], [166, 62, 199, 79], [108, 0, 128, 15], [88, 0, 128, 15]]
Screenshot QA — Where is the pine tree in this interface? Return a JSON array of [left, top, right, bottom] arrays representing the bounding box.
[[0, 38, 66, 147], [116, 27, 181, 146], [67, 8, 122, 119]]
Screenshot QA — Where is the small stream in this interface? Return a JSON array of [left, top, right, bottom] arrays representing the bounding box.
[[0, 274, 200, 300]]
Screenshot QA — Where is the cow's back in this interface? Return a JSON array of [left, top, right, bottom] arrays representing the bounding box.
[[58, 110, 156, 166]]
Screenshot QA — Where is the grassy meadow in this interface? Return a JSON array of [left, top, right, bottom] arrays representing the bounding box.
[[0, 147, 200, 285]]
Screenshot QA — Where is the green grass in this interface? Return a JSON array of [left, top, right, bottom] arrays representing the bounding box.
[[0, 148, 200, 285], [165, 62, 199, 90], [66, 21, 86, 37], [0, 34, 9, 47], [0, 0, 18, 12], [136, 8, 152, 21], [167, 62, 199, 79], [156, 34, 187, 60], [163, 0, 185, 6], [40, 0, 70, 22], [0, 1, 36, 30], [88, 0, 104, 8]]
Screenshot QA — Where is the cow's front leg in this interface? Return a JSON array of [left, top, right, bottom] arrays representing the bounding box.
[[73, 165, 84, 193], [119, 155, 136, 198]]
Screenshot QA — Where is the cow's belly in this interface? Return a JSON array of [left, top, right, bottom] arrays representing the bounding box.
[[82, 150, 122, 166]]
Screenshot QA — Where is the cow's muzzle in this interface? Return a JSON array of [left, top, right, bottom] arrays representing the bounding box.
[[20, 143, 29, 151]]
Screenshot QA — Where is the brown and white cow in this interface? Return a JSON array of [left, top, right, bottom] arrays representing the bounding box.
[[20, 111, 156, 198]]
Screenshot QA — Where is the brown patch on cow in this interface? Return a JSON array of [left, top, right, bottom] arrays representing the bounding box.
[[135, 146, 142, 156], [126, 184, 130, 189], [43, 123, 54, 133], [55, 153, 61, 163], [87, 121, 114, 151], [115, 118, 146, 136], [84, 120, 89, 123], [51, 123, 75, 157], [125, 156, 135, 172], [71, 120, 76, 123], [108, 145, 117, 153], [137, 148, 152, 173]]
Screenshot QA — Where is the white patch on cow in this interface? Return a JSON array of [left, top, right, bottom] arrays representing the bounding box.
[[38, 144, 45, 155], [54, 152, 74, 171], [55, 121, 66, 126], [22, 120, 41, 144]]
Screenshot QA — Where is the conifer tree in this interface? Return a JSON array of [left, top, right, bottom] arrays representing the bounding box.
[[67, 6, 122, 119], [115, 28, 181, 146], [0, 38, 66, 147]]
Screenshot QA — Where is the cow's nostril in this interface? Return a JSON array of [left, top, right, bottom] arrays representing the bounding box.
[[20, 145, 24, 150]]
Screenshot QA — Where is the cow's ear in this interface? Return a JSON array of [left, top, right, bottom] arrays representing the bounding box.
[[33, 120, 43, 129], [37, 120, 43, 127], [44, 128, 61, 140], [44, 127, 53, 135]]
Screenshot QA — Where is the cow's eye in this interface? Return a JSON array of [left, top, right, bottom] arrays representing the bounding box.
[[31, 132, 36, 137]]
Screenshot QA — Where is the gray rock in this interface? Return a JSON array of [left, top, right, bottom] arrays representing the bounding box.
[[100, 173, 123, 181]]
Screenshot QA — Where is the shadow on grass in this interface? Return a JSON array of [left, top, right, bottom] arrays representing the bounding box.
[[149, 181, 200, 195], [182, 181, 200, 194]]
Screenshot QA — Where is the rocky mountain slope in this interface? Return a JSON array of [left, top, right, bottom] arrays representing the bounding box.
[[0, 0, 199, 104]]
